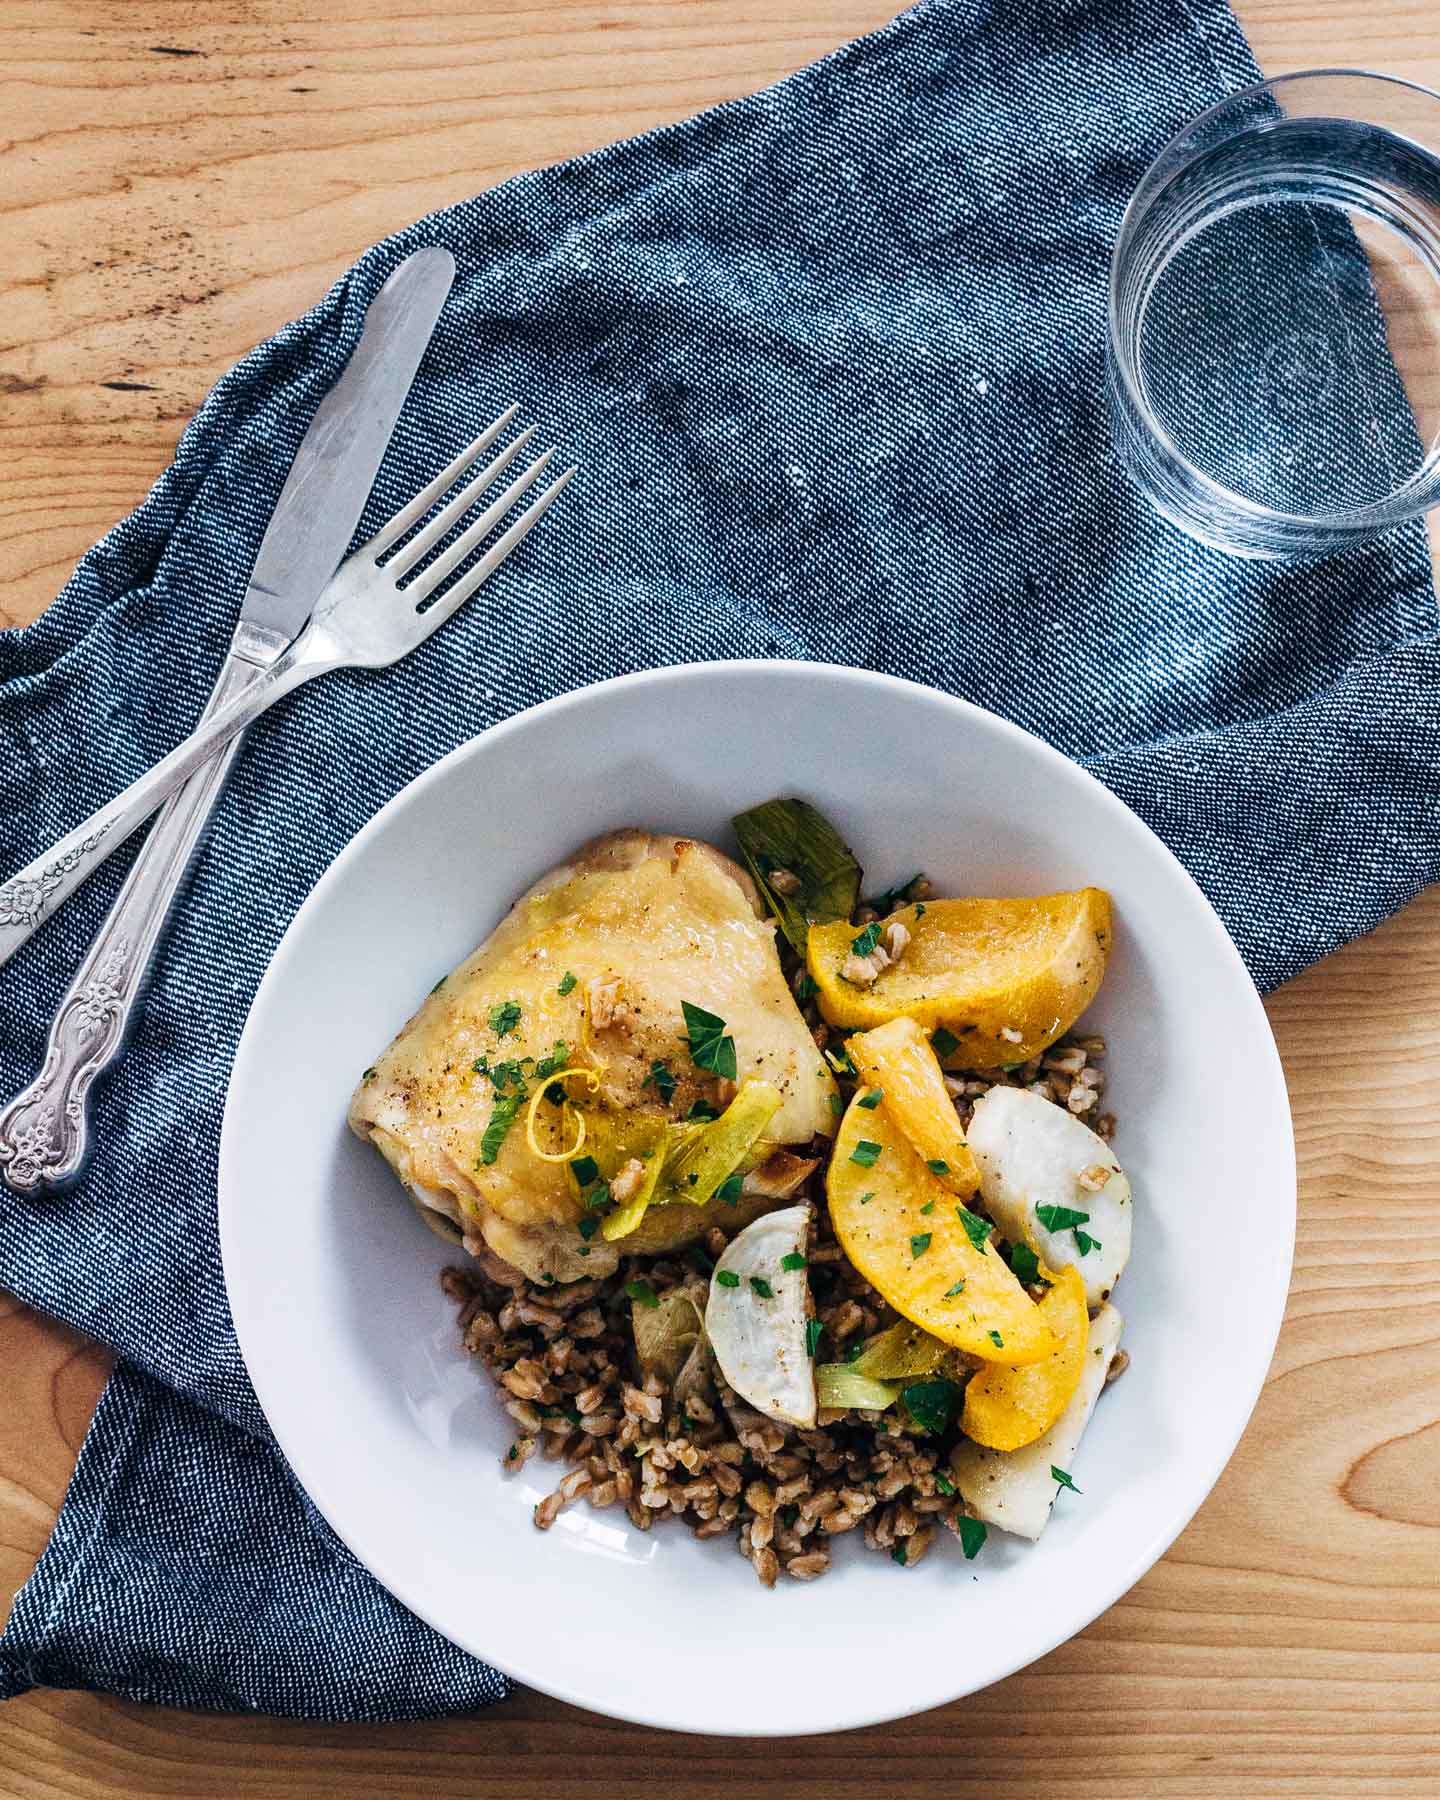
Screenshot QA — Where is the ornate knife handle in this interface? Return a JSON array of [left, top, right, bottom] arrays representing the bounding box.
[[0, 653, 265, 1193]]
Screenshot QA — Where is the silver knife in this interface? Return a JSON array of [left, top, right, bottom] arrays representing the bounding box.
[[0, 245, 455, 1193]]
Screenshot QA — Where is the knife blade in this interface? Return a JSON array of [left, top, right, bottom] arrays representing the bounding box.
[[0, 245, 455, 1190]]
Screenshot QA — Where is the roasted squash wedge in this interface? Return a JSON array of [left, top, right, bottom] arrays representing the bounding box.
[[827, 1093, 1059, 1364], [807, 890, 1112, 1067], [846, 1016, 980, 1196], [960, 1264, 1089, 1450]]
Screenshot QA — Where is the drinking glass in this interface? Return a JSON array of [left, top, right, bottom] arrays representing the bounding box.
[[1108, 70, 1440, 557]]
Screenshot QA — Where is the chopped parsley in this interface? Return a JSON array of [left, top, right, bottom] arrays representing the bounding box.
[[891, 1544, 908, 1566], [910, 1232, 933, 1258], [715, 1269, 741, 1289], [750, 1276, 774, 1299], [625, 1279, 660, 1309], [506, 1443, 520, 1462], [987, 1329, 1005, 1349], [428, 976, 446, 995], [570, 1156, 599, 1188], [930, 1027, 961, 1060], [557, 971, 578, 996], [681, 1000, 737, 1082], [1035, 1203, 1090, 1234], [926, 1159, 950, 1176], [901, 1377, 960, 1435], [1074, 1228, 1103, 1256], [577, 1214, 600, 1241], [919, 1199, 935, 1215], [829, 1094, 844, 1116], [1008, 1241, 1047, 1285], [957, 1515, 987, 1560], [850, 921, 882, 957], [478, 1092, 524, 1164], [944, 1279, 967, 1297], [1051, 1465, 1083, 1495], [914, 903, 926, 919], [805, 1318, 823, 1356], [796, 974, 819, 1002], [781, 1252, 807, 1272], [858, 1088, 884, 1109], [644, 1059, 678, 1103], [686, 1098, 719, 1122], [826, 1045, 857, 1076], [935, 1471, 956, 1497], [957, 1206, 993, 1249], [715, 1173, 745, 1206], [859, 1190, 875, 1205], [487, 999, 522, 1037], [534, 1041, 568, 1080], [849, 1140, 882, 1168], [845, 1340, 866, 1363]]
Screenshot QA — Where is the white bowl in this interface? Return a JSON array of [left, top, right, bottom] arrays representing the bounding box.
[[219, 661, 1294, 1736]]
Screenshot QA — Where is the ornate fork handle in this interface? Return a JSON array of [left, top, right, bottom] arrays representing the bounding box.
[[0, 653, 268, 1192]]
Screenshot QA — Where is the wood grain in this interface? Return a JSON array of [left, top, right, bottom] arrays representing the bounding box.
[[2, 2, 1438, 1795]]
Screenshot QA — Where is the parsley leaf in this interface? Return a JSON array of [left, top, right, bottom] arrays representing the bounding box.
[[859, 1190, 875, 1205], [891, 1544, 908, 1566], [686, 1099, 719, 1122], [1051, 1465, 1083, 1495], [715, 1173, 744, 1206], [926, 1159, 950, 1176], [478, 1092, 524, 1164], [750, 1276, 774, 1299], [919, 1199, 935, 1215], [987, 1329, 1005, 1349], [935, 1471, 956, 1497], [826, 1045, 857, 1076], [805, 1318, 824, 1356], [1074, 1227, 1102, 1256], [910, 1232, 933, 1258], [625, 1279, 660, 1310], [556, 971, 577, 996], [570, 1156, 599, 1188], [1035, 1203, 1090, 1234], [644, 1059, 677, 1103], [858, 1088, 884, 1109], [957, 1206, 993, 1249], [796, 973, 819, 1002], [487, 999, 522, 1037], [849, 1140, 882, 1168], [781, 1251, 807, 1272], [850, 921, 882, 956], [845, 1340, 866, 1363], [931, 1027, 961, 1060], [428, 976, 446, 995], [577, 1215, 600, 1241], [714, 1269, 741, 1288], [534, 1041, 569, 1080], [1008, 1241, 1046, 1285], [681, 1000, 737, 1081], [944, 1279, 967, 1297], [901, 1377, 960, 1435], [958, 1515, 988, 1560]]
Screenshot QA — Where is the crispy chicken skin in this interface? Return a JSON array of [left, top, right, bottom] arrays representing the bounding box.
[[349, 830, 837, 1282]]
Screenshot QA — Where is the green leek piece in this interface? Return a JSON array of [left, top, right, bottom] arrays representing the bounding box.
[[660, 1080, 783, 1210], [849, 1319, 967, 1381], [815, 1363, 904, 1412], [731, 798, 863, 955]]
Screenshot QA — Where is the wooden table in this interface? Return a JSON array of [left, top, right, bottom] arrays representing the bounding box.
[[2, 5, 1437, 1795]]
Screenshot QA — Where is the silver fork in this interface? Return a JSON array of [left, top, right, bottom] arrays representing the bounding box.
[[0, 415, 572, 1188]]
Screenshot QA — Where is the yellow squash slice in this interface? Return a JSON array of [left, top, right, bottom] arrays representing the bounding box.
[[960, 1264, 1089, 1450], [846, 1016, 980, 1195], [827, 1094, 1059, 1364], [807, 890, 1112, 1067]]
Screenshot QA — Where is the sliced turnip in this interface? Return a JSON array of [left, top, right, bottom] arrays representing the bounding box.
[[966, 1086, 1131, 1308], [705, 1202, 816, 1428], [951, 1302, 1124, 1540]]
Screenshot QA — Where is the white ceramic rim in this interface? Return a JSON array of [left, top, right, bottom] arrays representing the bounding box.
[[219, 660, 1296, 1734]]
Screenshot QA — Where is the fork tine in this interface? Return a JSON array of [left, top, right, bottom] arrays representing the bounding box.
[[386, 426, 538, 573], [364, 404, 519, 559], [409, 467, 576, 625], [404, 449, 557, 603]]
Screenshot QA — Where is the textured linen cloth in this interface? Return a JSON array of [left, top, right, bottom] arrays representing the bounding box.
[[2, 0, 1436, 1721]]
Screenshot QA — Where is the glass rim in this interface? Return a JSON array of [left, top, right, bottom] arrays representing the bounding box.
[[1107, 66, 1440, 532]]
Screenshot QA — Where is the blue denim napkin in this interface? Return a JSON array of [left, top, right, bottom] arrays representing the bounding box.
[[1, 0, 1435, 1721]]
